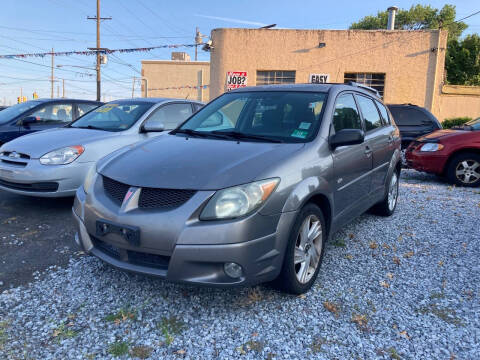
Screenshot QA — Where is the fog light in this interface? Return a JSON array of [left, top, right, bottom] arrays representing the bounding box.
[[224, 262, 243, 278]]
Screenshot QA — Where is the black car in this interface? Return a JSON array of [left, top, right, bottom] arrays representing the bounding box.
[[387, 104, 442, 149], [0, 99, 102, 146]]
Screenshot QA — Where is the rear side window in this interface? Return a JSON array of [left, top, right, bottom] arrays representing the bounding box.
[[375, 100, 390, 125], [77, 103, 99, 117], [356, 95, 382, 132], [332, 94, 362, 132], [388, 107, 432, 126]]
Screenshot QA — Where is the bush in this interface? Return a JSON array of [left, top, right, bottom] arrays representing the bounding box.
[[442, 117, 472, 129]]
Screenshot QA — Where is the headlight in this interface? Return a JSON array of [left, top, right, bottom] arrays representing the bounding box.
[[39, 145, 84, 165], [200, 178, 280, 220], [419, 143, 444, 152], [83, 165, 97, 194]]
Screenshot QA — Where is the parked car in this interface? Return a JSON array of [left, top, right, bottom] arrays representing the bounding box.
[[405, 117, 480, 187], [0, 106, 8, 111], [0, 98, 203, 197], [0, 99, 103, 146], [387, 104, 442, 149], [73, 83, 401, 294]]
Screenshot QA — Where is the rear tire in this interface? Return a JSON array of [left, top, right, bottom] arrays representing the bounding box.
[[274, 203, 326, 294], [371, 168, 400, 217], [446, 152, 480, 187]]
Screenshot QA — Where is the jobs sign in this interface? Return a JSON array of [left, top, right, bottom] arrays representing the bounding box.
[[309, 73, 330, 84], [226, 71, 247, 91]]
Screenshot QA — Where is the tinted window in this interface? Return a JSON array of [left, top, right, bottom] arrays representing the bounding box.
[[332, 94, 362, 132], [388, 107, 430, 126], [0, 101, 41, 125], [180, 91, 327, 143], [375, 100, 390, 125], [77, 103, 99, 117], [31, 103, 73, 124], [71, 102, 153, 132], [357, 95, 382, 131], [145, 103, 193, 130]]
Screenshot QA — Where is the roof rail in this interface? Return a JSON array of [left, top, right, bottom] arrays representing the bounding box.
[[346, 81, 381, 98]]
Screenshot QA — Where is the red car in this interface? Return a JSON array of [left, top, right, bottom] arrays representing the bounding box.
[[405, 118, 480, 187]]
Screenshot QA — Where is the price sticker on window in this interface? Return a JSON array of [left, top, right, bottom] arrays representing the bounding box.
[[225, 71, 248, 91]]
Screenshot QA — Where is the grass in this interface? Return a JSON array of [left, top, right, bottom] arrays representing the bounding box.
[[0, 321, 8, 350], [52, 322, 77, 341], [108, 341, 129, 357], [418, 304, 464, 326], [332, 238, 346, 247], [388, 347, 402, 359], [158, 316, 185, 345], [105, 307, 137, 323]]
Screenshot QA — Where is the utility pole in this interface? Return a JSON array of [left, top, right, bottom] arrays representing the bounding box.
[[51, 48, 54, 98], [62, 79, 65, 98], [132, 76, 135, 98], [87, 0, 111, 102], [57, 85, 60, 98], [195, 27, 202, 61]]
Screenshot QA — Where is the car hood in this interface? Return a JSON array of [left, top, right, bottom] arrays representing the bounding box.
[[0, 127, 118, 158], [99, 134, 305, 190], [418, 129, 467, 141]]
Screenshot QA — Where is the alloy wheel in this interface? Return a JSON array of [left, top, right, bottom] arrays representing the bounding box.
[[388, 172, 399, 211], [294, 215, 323, 284], [455, 160, 480, 184]]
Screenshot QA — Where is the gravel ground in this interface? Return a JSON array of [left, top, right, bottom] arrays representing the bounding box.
[[1, 170, 479, 360]]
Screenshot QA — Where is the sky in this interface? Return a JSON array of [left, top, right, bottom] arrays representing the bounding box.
[[0, 0, 479, 105]]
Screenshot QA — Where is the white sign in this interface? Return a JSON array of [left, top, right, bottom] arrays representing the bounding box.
[[226, 71, 248, 91], [309, 73, 330, 84]]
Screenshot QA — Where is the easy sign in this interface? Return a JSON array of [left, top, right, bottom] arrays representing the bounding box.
[[226, 71, 248, 91], [309, 74, 330, 84]]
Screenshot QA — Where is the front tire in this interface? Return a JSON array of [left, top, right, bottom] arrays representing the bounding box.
[[371, 168, 400, 216], [446, 153, 480, 187], [275, 203, 326, 294]]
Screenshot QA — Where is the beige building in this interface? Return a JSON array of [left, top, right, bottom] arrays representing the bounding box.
[[141, 29, 480, 121], [141, 54, 209, 102]]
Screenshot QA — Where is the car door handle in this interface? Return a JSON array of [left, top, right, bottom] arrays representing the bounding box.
[[364, 146, 372, 157]]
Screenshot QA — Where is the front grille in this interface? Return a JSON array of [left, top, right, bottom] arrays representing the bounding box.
[[92, 236, 170, 270], [139, 187, 196, 209], [1, 159, 27, 167], [103, 176, 130, 204], [0, 179, 58, 192], [1, 151, 30, 160]]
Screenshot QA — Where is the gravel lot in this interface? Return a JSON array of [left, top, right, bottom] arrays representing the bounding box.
[[1, 170, 479, 360]]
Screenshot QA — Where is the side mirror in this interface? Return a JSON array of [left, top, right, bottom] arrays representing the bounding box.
[[142, 122, 165, 133], [329, 129, 365, 149], [18, 116, 37, 127]]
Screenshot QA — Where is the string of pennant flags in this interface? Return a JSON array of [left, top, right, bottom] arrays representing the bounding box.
[[148, 84, 209, 91], [0, 43, 202, 59]]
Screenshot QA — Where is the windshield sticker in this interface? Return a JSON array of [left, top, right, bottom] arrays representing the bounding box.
[[299, 122, 311, 130], [291, 129, 308, 139], [95, 104, 119, 113]]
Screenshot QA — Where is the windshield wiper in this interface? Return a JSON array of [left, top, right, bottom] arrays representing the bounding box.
[[211, 130, 283, 143], [73, 125, 106, 131], [171, 128, 230, 139]]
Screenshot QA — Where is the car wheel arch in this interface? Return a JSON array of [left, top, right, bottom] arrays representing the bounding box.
[[443, 148, 480, 174]]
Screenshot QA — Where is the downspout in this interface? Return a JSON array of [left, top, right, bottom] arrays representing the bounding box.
[[428, 30, 442, 113]]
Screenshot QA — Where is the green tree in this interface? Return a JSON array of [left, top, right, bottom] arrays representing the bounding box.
[[446, 34, 480, 85], [350, 4, 467, 41]]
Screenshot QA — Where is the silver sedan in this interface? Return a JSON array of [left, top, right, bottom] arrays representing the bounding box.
[[0, 98, 202, 197]]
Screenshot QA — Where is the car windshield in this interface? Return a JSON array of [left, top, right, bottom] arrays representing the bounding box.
[[465, 118, 480, 130], [0, 101, 41, 125], [70, 101, 154, 131], [177, 91, 327, 143]]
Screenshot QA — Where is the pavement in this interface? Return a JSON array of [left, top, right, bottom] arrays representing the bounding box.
[[0, 190, 77, 291]]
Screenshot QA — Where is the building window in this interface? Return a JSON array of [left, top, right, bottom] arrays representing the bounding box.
[[344, 73, 385, 98], [257, 71, 296, 85]]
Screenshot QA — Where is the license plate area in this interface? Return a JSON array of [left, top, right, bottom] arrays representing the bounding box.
[[96, 219, 140, 247]]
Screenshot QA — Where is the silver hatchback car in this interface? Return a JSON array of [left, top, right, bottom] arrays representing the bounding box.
[[0, 98, 202, 197], [73, 83, 401, 294]]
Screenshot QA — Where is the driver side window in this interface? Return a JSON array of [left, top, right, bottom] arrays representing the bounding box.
[[332, 94, 362, 132], [30, 104, 73, 124]]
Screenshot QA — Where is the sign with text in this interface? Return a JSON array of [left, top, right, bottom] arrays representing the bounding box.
[[225, 71, 248, 91], [309, 73, 330, 84]]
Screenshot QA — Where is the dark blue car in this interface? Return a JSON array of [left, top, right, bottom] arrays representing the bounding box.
[[0, 99, 102, 146]]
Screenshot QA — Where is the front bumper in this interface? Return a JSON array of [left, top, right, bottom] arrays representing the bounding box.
[[405, 150, 448, 174], [73, 185, 297, 287], [0, 159, 94, 197]]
